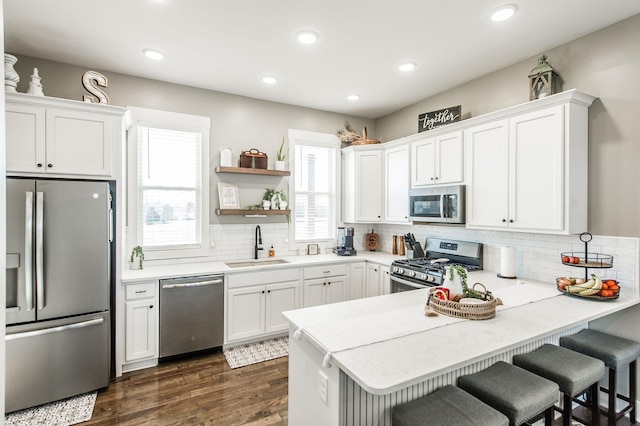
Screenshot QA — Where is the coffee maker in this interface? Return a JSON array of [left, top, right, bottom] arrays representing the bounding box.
[[336, 227, 356, 256]]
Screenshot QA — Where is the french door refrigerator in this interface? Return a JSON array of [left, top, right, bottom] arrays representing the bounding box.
[[5, 178, 112, 413]]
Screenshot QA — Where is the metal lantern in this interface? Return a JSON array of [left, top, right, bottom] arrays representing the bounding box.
[[528, 55, 558, 100]]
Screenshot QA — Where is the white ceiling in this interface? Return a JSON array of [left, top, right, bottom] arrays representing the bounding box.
[[5, 0, 640, 119]]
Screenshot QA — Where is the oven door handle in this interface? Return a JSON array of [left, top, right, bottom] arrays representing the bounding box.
[[390, 275, 429, 290]]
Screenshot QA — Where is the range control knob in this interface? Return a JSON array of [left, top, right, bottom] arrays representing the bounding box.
[[407, 270, 416, 278], [393, 267, 404, 275], [417, 272, 427, 281], [426, 275, 436, 282]]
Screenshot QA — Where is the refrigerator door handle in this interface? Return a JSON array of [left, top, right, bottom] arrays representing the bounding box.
[[5, 318, 104, 341], [25, 192, 34, 311], [35, 191, 45, 310]]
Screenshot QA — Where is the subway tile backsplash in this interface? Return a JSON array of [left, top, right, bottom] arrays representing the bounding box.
[[141, 222, 638, 294]]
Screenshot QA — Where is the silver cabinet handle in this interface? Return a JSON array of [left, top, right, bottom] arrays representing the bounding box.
[[35, 191, 45, 310], [162, 278, 223, 289], [6, 318, 104, 341], [24, 192, 34, 311]]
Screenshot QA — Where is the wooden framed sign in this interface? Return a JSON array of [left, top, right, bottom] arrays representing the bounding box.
[[418, 105, 461, 133]]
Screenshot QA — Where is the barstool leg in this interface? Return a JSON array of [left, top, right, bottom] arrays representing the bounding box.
[[563, 393, 572, 426], [590, 382, 600, 426], [545, 406, 553, 426], [609, 368, 616, 426], [630, 360, 637, 424]]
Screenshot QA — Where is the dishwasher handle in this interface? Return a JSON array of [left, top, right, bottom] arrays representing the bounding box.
[[161, 277, 223, 289]]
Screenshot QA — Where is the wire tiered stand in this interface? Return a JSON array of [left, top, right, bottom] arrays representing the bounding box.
[[559, 232, 618, 300]]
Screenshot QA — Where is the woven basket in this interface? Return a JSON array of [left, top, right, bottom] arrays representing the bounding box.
[[350, 127, 380, 145], [425, 283, 501, 320]]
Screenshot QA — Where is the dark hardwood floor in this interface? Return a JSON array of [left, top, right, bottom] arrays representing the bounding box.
[[85, 351, 288, 425]]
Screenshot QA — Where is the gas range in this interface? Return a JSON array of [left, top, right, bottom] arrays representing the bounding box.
[[390, 238, 483, 292]]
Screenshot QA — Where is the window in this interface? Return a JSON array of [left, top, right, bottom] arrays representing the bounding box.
[[288, 129, 340, 245], [127, 107, 210, 260]]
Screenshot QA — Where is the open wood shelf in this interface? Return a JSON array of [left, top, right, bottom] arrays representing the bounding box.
[[215, 209, 290, 216], [215, 166, 290, 177]]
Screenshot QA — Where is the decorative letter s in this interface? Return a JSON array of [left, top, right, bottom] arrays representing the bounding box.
[[82, 70, 110, 105]]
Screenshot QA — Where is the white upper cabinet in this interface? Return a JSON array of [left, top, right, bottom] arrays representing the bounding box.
[[465, 90, 595, 234], [411, 131, 463, 187], [342, 146, 383, 223], [5, 93, 125, 179], [383, 143, 410, 223]]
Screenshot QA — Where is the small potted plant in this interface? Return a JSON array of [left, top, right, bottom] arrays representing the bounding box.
[[263, 188, 287, 209], [275, 137, 287, 171], [130, 246, 144, 270]]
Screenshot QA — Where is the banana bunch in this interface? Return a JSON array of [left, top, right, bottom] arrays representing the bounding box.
[[566, 274, 602, 296]]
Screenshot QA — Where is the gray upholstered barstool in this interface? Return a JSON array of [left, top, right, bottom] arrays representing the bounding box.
[[513, 343, 605, 426], [560, 329, 640, 425], [392, 384, 509, 426], [457, 361, 559, 426]]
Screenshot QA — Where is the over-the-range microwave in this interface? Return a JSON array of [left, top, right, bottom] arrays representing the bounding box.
[[409, 185, 465, 224]]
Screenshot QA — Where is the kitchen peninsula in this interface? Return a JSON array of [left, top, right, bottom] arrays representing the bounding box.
[[283, 271, 640, 426]]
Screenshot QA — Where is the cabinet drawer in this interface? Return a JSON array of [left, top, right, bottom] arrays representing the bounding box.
[[227, 268, 300, 288], [304, 264, 348, 279], [125, 282, 157, 300]]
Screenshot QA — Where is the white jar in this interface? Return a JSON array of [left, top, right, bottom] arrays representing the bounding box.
[[219, 147, 232, 167]]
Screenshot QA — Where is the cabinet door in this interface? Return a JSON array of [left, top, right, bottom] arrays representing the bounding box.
[[366, 264, 382, 297], [411, 138, 436, 187], [509, 106, 563, 231], [45, 108, 113, 177], [265, 281, 299, 334], [125, 299, 157, 362], [227, 286, 265, 341], [356, 150, 383, 222], [6, 103, 46, 173], [325, 277, 347, 304], [380, 266, 391, 295], [348, 262, 367, 300], [435, 131, 464, 184], [384, 144, 410, 223], [465, 120, 509, 228], [303, 278, 325, 307]]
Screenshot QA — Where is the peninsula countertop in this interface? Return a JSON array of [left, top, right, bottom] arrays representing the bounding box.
[[283, 271, 640, 395]]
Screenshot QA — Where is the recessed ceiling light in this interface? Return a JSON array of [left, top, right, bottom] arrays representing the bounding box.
[[143, 49, 164, 60], [490, 4, 518, 22], [346, 94, 360, 101], [262, 75, 278, 85], [296, 30, 319, 45], [399, 62, 417, 72]]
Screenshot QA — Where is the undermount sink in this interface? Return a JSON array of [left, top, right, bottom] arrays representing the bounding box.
[[225, 258, 290, 268]]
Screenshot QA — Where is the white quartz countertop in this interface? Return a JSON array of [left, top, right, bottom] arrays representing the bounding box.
[[121, 251, 403, 282], [283, 271, 640, 395]]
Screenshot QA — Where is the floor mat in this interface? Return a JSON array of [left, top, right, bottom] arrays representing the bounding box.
[[5, 391, 97, 426], [224, 336, 289, 368]]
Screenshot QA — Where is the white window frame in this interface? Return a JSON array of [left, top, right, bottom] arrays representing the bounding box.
[[126, 107, 210, 260], [288, 129, 341, 251]]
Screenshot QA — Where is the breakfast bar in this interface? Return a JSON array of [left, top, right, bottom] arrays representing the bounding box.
[[283, 271, 640, 426]]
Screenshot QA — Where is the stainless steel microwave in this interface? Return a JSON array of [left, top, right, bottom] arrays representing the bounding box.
[[409, 185, 465, 224]]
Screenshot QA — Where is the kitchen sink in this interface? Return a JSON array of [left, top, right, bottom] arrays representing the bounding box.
[[225, 258, 290, 268]]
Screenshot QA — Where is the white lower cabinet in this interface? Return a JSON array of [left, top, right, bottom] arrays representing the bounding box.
[[348, 262, 367, 300], [124, 281, 158, 364], [303, 264, 348, 307], [366, 264, 382, 297], [226, 268, 301, 344], [381, 265, 391, 295]]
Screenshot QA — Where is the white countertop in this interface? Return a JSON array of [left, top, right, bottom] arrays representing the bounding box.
[[283, 271, 640, 395], [121, 251, 403, 282]]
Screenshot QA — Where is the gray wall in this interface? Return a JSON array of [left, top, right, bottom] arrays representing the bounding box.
[[9, 55, 375, 224], [377, 13, 640, 238]]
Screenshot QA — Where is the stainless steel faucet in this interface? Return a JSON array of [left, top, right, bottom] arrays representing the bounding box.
[[255, 225, 263, 259]]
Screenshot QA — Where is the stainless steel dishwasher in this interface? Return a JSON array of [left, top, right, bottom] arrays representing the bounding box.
[[159, 274, 224, 358]]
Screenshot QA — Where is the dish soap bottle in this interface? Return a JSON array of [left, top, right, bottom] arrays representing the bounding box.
[[269, 244, 275, 257]]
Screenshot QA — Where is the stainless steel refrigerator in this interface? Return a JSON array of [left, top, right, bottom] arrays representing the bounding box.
[[5, 178, 112, 413]]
